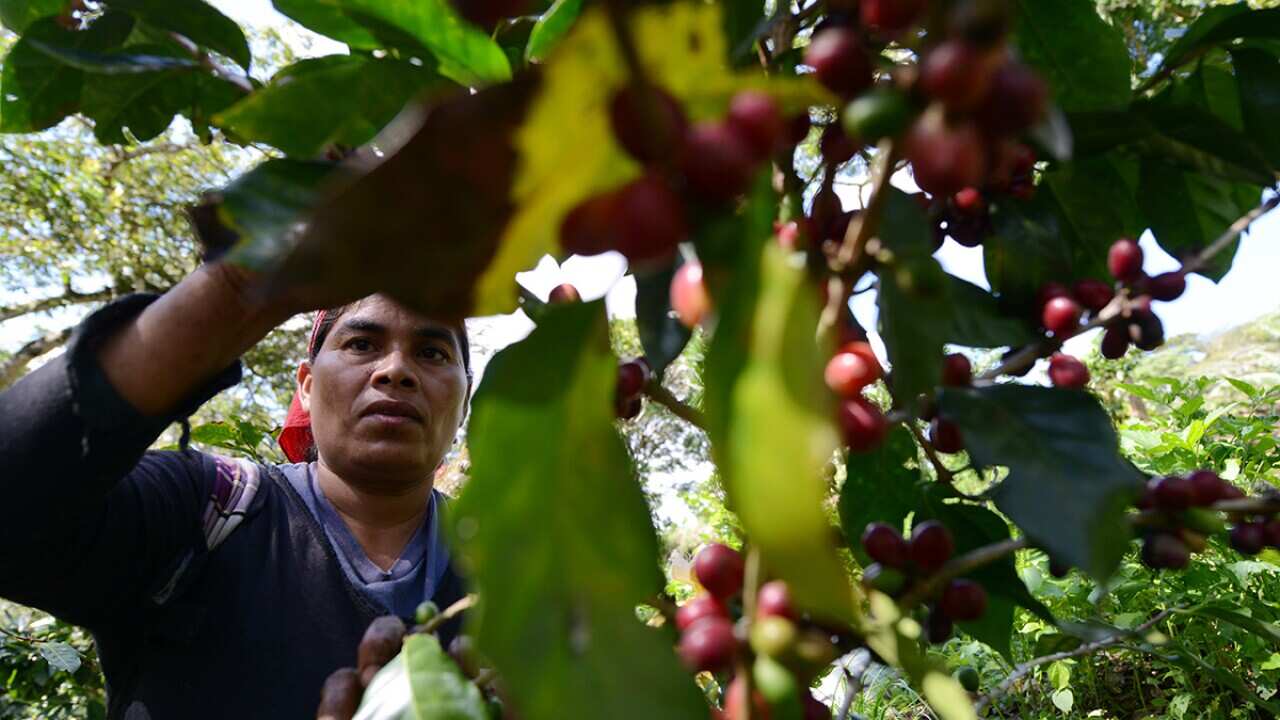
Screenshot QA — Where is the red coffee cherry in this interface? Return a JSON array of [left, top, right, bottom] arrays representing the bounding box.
[[862, 522, 909, 569], [616, 359, 650, 399], [609, 84, 688, 166], [804, 28, 873, 98], [1098, 325, 1128, 360], [1188, 470, 1229, 506], [838, 397, 888, 452], [905, 118, 986, 197], [785, 113, 812, 145], [612, 173, 687, 265], [1150, 475, 1193, 511], [723, 675, 771, 720], [682, 121, 757, 204], [727, 90, 784, 161], [820, 124, 858, 165], [1072, 278, 1114, 313], [1048, 353, 1090, 389], [910, 520, 954, 573], [560, 193, 620, 256], [1149, 271, 1186, 302], [803, 692, 829, 720], [825, 341, 882, 397], [549, 283, 581, 304], [1108, 238, 1144, 282], [675, 593, 729, 631], [1230, 522, 1266, 556], [1041, 296, 1082, 335], [860, 0, 926, 33], [1264, 518, 1280, 549], [1036, 282, 1070, 309], [929, 417, 965, 454], [1142, 532, 1190, 570], [1129, 309, 1165, 351], [671, 261, 711, 329], [694, 543, 745, 599], [940, 579, 988, 621], [941, 352, 972, 387], [920, 40, 995, 113], [615, 393, 642, 420], [756, 580, 796, 619], [977, 61, 1048, 137], [679, 616, 737, 671], [951, 187, 986, 215]]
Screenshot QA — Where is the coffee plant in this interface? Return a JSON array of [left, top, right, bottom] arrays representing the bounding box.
[[2, 0, 1279, 717]]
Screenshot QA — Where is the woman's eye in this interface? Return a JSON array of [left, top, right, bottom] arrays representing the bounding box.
[[420, 347, 449, 362], [347, 338, 373, 352]]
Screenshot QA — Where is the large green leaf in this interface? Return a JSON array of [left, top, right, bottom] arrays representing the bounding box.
[[704, 180, 856, 623], [985, 193, 1075, 308], [315, 0, 511, 86], [404, 634, 489, 719], [1231, 48, 1280, 170], [524, 0, 583, 63], [1041, 154, 1143, 277], [937, 386, 1142, 581], [0, 0, 64, 32], [451, 302, 705, 720], [1137, 160, 1260, 281], [944, 276, 1038, 349], [1159, 4, 1280, 77], [1132, 101, 1275, 185], [838, 427, 925, 566], [876, 189, 950, 413], [272, 0, 381, 50], [0, 13, 133, 132], [216, 55, 450, 158], [106, 0, 251, 70], [26, 40, 200, 73], [1012, 0, 1131, 112], [633, 260, 692, 378]]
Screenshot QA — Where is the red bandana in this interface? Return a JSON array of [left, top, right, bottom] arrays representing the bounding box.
[[277, 310, 328, 463]]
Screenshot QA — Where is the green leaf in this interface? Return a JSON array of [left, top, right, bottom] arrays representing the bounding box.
[[1148, 641, 1280, 713], [1231, 48, 1280, 170], [633, 260, 692, 378], [1178, 602, 1280, 645], [0, 0, 64, 32], [937, 386, 1142, 581], [209, 159, 337, 271], [1012, 0, 1131, 112], [1040, 153, 1144, 277], [985, 192, 1074, 309], [722, 0, 764, 66], [1161, 5, 1280, 76], [838, 427, 924, 567], [318, 0, 511, 86], [106, 0, 251, 70], [524, 0, 583, 63], [26, 39, 199, 73], [1132, 101, 1275, 185], [0, 13, 133, 132], [452, 302, 705, 720], [271, 0, 381, 50], [190, 421, 239, 447], [705, 235, 855, 622], [1051, 688, 1074, 713], [404, 634, 489, 719], [945, 276, 1038, 348], [37, 642, 80, 674], [1137, 160, 1259, 281], [876, 189, 949, 413], [216, 55, 450, 158]]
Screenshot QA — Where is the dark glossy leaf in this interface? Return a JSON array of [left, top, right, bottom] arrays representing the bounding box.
[[452, 302, 705, 720], [937, 385, 1143, 581], [216, 55, 451, 158], [1066, 109, 1150, 157], [838, 427, 924, 566], [945, 276, 1038, 348], [1040, 153, 1144, 277], [80, 50, 241, 143], [272, 0, 381, 49], [1169, 63, 1243, 132], [1131, 101, 1275, 185], [919, 501, 1052, 660], [323, 0, 511, 86], [0, 0, 63, 33], [985, 193, 1074, 308], [26, 39, 199, 73], [633, 260, 691, 378], [1231, 48, 1280, 169], [525, 0, 583, 62], [0, 13, 133, 132], [1160, 4, 1280, 75], [204, 159, 337, 271], [1012, 0, 1131, 112], [704, 180, 856, 623], [1137, 160, 1260, 281], [723, 0, 764, 66], [403, 634, 489, 719], [876, 189, 949, 413], [107, 0, 251, 70]]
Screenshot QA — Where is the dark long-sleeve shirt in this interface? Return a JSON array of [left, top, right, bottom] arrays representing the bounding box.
[[0, 295, 466, 719]]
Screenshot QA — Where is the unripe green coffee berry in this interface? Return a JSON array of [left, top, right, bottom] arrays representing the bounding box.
[[415, 600, 440, 626], [842, 88, 912, 144], [954, 666, 980, 692], [750, 615, 798, 658]]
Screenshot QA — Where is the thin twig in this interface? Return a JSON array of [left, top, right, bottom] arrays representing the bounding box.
[[644, 380, 707, 430], [166, 32, 253, 94], [898, 537, 1029, 611], [907, 422, 955, 486], [1181, 194, 1280, 275], [420, 594, 478, 634], [974, 607, 1176, 713]]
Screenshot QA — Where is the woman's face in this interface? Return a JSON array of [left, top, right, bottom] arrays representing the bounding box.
[[298, 296, 470, 491]]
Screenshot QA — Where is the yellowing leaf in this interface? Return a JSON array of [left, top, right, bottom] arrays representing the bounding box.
[[472, 1, 832, 315]]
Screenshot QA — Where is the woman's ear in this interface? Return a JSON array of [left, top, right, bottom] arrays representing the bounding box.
[[297, 361, 313, 413]]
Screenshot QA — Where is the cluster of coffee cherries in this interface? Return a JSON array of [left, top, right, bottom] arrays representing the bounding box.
[[860, 521, 987, 644], [824, 338, 888, 453], [1134, 469, 1280, 569], [316, 606, 506, 720], [675, 544, 834, 719]]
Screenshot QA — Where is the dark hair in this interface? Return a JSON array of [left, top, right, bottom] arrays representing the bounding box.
[[308, 301, 472, 378]]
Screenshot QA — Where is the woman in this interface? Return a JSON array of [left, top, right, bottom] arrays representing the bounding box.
[[0, 261, 472, 718]]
